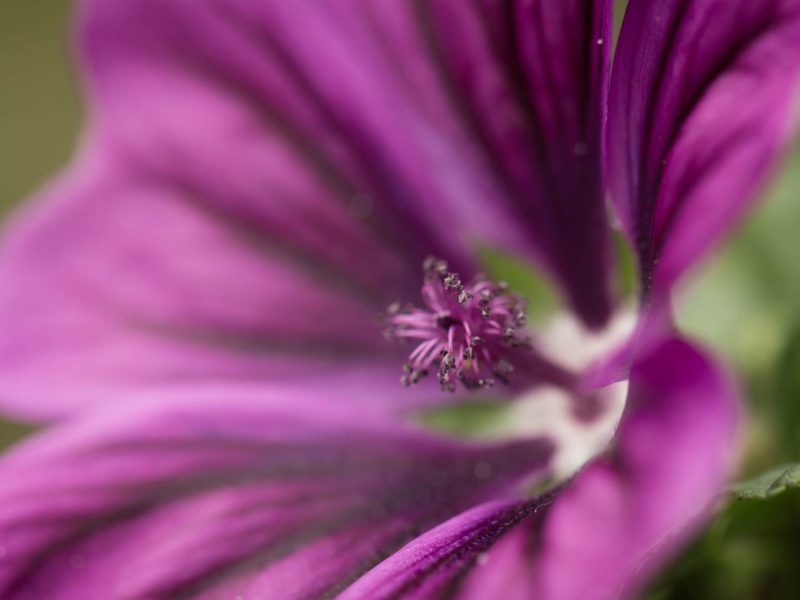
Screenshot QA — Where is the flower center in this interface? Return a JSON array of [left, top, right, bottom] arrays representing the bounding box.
[[385, 257, 530, 391]]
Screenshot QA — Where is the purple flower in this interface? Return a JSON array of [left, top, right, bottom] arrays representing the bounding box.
[[0, 0, 797, 598]]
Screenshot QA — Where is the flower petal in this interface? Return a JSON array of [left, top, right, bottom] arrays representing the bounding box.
[[338, 498, 546, 600], [535, 338, 739, 599], [608, 0, 800, 296], [336, 338, 739, 599], [1, 0, 619, 418], [0, 150, 434, 420], [77, 0, 615, 324], [0, 389, 553, 599]]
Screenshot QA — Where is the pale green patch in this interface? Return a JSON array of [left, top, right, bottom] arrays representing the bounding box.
[[417, 400, 512, 438], [613, 228, 638, 300], [477, 246, 561, 322]]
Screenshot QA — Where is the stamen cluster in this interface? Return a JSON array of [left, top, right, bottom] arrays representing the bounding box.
[[385, 257, 529, 391]]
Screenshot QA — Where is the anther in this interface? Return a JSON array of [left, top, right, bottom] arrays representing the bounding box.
[[443, 273, 462, 290], [385, 257, 531, 392]]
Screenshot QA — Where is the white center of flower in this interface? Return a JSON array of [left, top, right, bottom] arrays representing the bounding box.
[[486, 310, 635, 479], [503, 381, 628, 479]]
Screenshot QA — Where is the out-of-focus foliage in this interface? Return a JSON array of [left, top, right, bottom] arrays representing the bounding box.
[[773, 324, 800, 458], [643, 491, 800, 600], [0, 2, 80, 218], [0, 3, 799, 599]]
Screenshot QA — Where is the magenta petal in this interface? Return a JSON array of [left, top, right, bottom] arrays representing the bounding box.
[[534, 338, 739, 599], [0, 0, 619, 418], [339, 498, 547, 600], [608, 0, 800, 295], [0, 150, 438, 420], [413, 0, 616, 325], [0, 390, 553, 599], [336, 338, 739, 600], [76, 0, 614, 325]]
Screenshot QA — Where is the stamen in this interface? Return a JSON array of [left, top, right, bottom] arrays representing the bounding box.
[[385, 257, 530, 392]]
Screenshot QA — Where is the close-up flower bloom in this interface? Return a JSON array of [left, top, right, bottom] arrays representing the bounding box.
[[0, 0, 798, 599]]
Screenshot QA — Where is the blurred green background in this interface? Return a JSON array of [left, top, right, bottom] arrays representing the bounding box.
[[0, 2, 80, 218], [1, 3, 799, 599]]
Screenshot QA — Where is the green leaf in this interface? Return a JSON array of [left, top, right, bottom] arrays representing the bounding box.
[[732, 464, 800, 500]]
